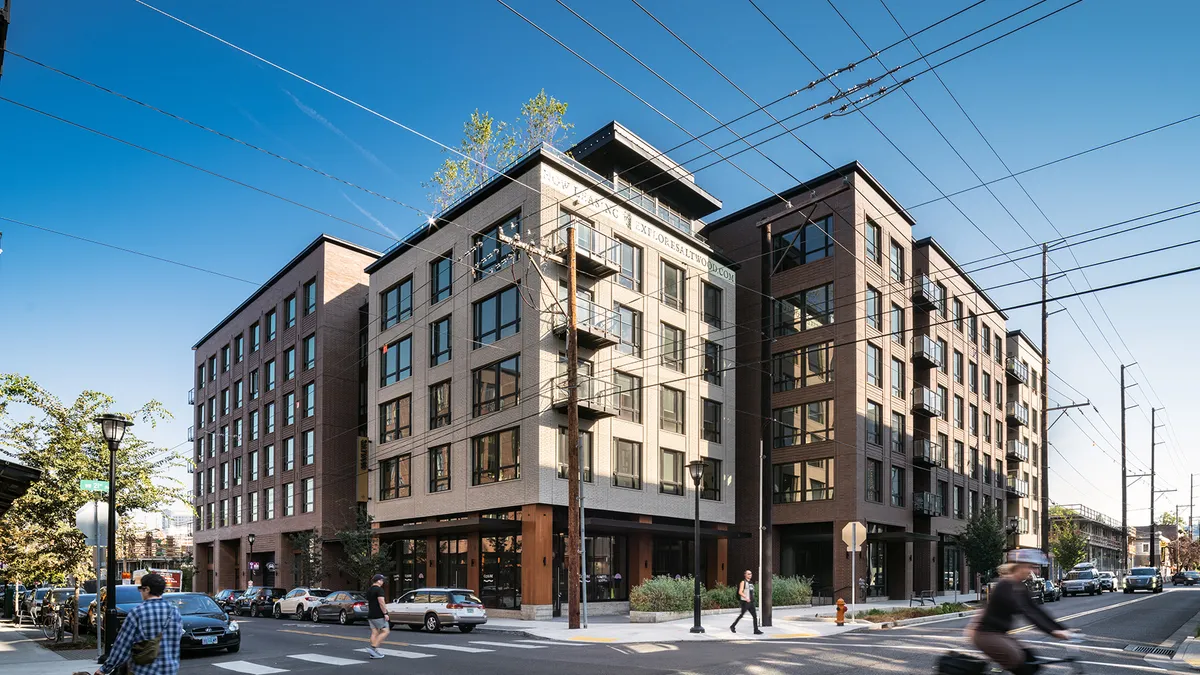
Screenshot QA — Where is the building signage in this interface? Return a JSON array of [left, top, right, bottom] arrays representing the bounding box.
[[541, 165, 735, 284]]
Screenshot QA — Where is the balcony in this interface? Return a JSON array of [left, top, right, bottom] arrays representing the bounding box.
[[911, 334, 944, 369], [1008, 518, 1030, 535], [1006, 439, 1030, 462], [187, 426, 195, 442], [911, 385, 943, 418], [552, 297, 621, 349], [188, 388, 195, 405], [914, 491, 943, 517], [551, 374, 618, 420], [1006, 473, 1030, 497], [1006, 401, 1030, 427], [549, 220, 621, 279], [913, 438, 944, 469], [911, 274, 945, 312], [1005, 356, 1030, 384]]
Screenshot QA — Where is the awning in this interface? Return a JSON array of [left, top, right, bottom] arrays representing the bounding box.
[[0, 459, 41, 520], [584, 517, 750, 539], [373, 516, 521, 538], [867, 531, 940, 543]]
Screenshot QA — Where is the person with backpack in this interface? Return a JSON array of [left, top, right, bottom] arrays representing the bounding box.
[[729, 569, 764, 635], [94, 573, 183, 675]]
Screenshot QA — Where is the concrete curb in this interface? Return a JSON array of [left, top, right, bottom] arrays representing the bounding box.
[[469, 625, 538, 638], [1173, 637, 1200, 670], [871, 609, 979, 630]]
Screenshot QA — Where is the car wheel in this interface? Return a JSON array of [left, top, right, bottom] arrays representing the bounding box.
[[339, 610, 348, 625], [227, 644, 241, 653], [424, 613, 441, 633], [407, 624, 422, 631], [459, 625, 475, 633], [295, 605, 305, 621], [312, 609, 321, 623], [273, 604, 281, 619]]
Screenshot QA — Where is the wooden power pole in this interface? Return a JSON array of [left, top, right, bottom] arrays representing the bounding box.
[[566, 221, 581, 629], [1040, 244, 1051, 555], [0, 0, 11, 82]]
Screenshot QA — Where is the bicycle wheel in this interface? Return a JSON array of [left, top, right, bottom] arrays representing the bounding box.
[[41, 614, 56, 641]]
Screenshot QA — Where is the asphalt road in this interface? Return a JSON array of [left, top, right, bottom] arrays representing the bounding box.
[[179, 587, 1200, 674]]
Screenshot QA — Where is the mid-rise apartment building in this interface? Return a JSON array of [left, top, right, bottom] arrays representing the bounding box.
[[364, 122, 738, 619], [1004, 330, 1042, 549], [1049, 504, 1127, 573], [191, 235, 378, 593]]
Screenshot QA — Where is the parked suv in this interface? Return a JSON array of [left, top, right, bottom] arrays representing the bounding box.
[[213, 589, 245, 613], [273, 588, 332, 620], [238, 587, 286, 617], [1062, 563, 1101, 596], [385, 588, 487, 633], [1097, 571, 1117, 592]]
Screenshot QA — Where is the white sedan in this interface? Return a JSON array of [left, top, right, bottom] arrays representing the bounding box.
[[272, 588, 332, 620], [385, 588, 487, 633]]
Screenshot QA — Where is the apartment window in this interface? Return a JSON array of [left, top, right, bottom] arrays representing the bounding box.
[[284, 392, 295, 426], [954, 396, 964, 429], [219, 499, 228, 527], [702, 282, 723, 327], [937, 338, 949, 374], [889, 239, 904, 282], [984, 412, 992, 442], [772, 341, 833, 391], [284, 347, 296, 381], [866, 458, 883, 503], [251, 323, 260, 352], [969, 361, 978, 393], [700, 458, 722, 501], [207, 467, 215, 494], [660, 449, 685, 496], [994, 336, 1003, 363], [702, 399, 722, 443], [234, 335, 244, 364], [473, 286, 520, 347], [250, 370, 259, 400], [866, 401, 883, 445], [556, 428, 594, 482], [983, 372, 992, 402], [232, 418, 243, 448], [379, 454, 411, 500], [301, 477, 314, 513], [381, 277, 413, 330], [661, 260, 685, 311], [283, 482, 294, 517], [472, 427, 520, 485], [266, 360, 276, 392], [891, 412, 906, 454], [249, 491, 259, 522], [969, 404, 979, 436], [429, 444, 451, 493], [938, 283, 949, 318], [197, 364, 205, 389], [775, 216, 834, 270], [283, 436, 295, 472], [995, 380, 1004, 407], [891, 358, 906, 399], [702, 341, 723, 385], [865, 219, 881, 264], [209, 355, 217, 381], [661, 323, 685, 372], [429, 251, 454, 304], [866, 287, 881, 330], [264, 487, 275, 520], [616, 238, 642, 291], [220, 425, 229, 453], [953, 350, 964, 384], [982, 325, 992, 354], [430, 316, 452, 366], [774, 283, 833, 334], [303, 334, 315, 370], [614, 304, 642, 356], [615, 371, 642, 423], [222, 345, 230, 373], [971, 447, 980, 479], [866, 343, 882, 388], [612, 439, 642, 490], [472, 355, 520, 417], [379, 396, 412, 443], [968, 313, 978, 343], [953, 486, 964, 519], [284, 295, 296, 329], [996, 420, 1004, 444], [250, 409, 259, 442], [429, 380, 451, 429], [660, 386, 685, 434], [890, 304, 904, 344], [265, 402, 276, 434], [939, 386, 949, 420], [233, 495, 242, 525], [234, 380, 243, 409], [773, 458, 835, 502], [954, 441, 965, 474], [951, 299, 962, 332], [891, 467, 906, 507], [381, 335, 413, 386], [249, 449, 259, 482], [298, 278, 316, 315], [773, 400, 835, 447], [473, 214, 519, 279], [221, 462, 229, 489], [265, 444, 275, 477], [222, 388, 230, 416]]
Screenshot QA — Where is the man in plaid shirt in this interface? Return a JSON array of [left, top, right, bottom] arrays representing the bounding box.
[[95, 573, 183, 675]]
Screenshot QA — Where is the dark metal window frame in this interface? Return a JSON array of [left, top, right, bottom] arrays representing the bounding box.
[[379, 395, 412, 444], [471, 354, 520, 417], [471, 427, 520, 485], [379, 453, 412, 500]]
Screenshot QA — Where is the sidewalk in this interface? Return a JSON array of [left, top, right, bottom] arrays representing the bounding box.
[[786, 592, 980, 622], [0, 622, 97, 675]]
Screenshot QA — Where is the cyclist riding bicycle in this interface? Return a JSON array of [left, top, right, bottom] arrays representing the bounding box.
[[967, 549, 1073, 674]]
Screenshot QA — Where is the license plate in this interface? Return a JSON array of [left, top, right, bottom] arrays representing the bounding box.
[[466, 608, 474, 614], [201, 636, 218, 645]]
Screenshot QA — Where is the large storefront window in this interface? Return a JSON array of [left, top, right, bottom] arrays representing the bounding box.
[[394, 539, 427, 596], [438, 537, 467, 589], [652, 537, 705, 581], [586, 535, 628, 602], [480, 535, 522, 609]]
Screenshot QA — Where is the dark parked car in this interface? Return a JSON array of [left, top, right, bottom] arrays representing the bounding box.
[[214, 589, 245, 613], [166, 593, 241, 654], [1172, 570, 1200, 586], [310, 590, 369, 625], [95, 585, 146, 635], [1026, 576, 1047, 604], [77, 593, 96, 632], [1041, 579, 1062, 602], [1125, 567, 1163, 593], [238, 587, 286, 617]]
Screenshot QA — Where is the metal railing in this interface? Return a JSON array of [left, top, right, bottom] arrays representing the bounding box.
[[552, 296, 621, 339], [187, 426, 194, 442], [1006, 439, 1030, 462], [1005, 356, 1030, 384], [188, 388, 195, 405], [914, 491, 944, 517], [1006, 401, 1030, 426], [912, 334, 944, 368], [1006, 473, 1030, 497], [912, 274, 945, 311], [913, 438, 944, 467], [551, 373, 618, 412], [1051, 504, 1122, 530], [911, 385, 944, 417], [549, 219, 621, 267]]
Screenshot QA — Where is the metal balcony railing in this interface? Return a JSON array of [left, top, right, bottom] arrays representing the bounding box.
[[911, 334, 944, 369], [188, 388, 195, 405], [549, 220, 621, 279], [1006, 401, 1030, 427], [913, 438, 944, 468], [1006, 439, 1030, 462], [551, 374, 618, 420], [1006, 473, 1030, 497], [914, 491, 943, 517], [1005, 356, 1030, 384], [911, 274, 945, 312], [552, 297, 621, 349], [187, 426, 195, 442], [911, 385, 943, 418]]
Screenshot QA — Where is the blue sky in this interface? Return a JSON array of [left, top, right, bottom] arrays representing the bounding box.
[[1, 0, 1197, 524]]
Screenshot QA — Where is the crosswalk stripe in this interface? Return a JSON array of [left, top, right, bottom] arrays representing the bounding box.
[[287, 653, 365, 665], [355, 647, 434, 659], [517, 639, 587, 646], [469, 640, 546, 649], [416, 643, 495, 653], [213, 662, 289, 675]]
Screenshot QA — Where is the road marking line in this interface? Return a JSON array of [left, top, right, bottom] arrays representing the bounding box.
[[518, 639, 590, 646], [1077, 661, 1182, 673], [469, 640, 547, 649], [355, 647, 434, 659], [287, 653, 366, 665], [771, 632, 818, 639], [416, 643, 494, 653], [1010, 593, 1162, 633], [212, 662, 289, 675]]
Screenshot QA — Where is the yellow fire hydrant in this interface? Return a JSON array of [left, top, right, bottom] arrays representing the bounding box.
[[835, 598, 847, 626]]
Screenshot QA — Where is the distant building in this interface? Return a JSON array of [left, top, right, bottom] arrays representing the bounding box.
[[1049, 504, 1127, 574], [1133, 524, 1178, 571]]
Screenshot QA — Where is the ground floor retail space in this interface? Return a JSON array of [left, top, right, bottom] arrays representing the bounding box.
[[373, 505, 741, 619], [193, 534, 350, 594]]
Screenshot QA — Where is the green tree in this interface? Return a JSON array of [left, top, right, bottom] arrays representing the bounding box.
[[0, 374, 188, 584], [425, 90, 571, 210], [961, 506, 1007, 580], [1161, 511, 1185, 526], [1050, 521, 1089, 572], [337, 508, 392, 591], [289, 529, 326, 588]]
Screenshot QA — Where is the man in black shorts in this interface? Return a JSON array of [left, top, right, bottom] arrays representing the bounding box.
[[365, 574, 388, 659]]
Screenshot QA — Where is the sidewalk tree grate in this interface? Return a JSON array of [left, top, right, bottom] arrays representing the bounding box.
[[1124, 645, 1176, 657]]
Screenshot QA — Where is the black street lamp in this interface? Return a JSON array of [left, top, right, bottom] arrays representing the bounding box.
[[247, 533, 256, 586], [688, 459, 706, 634], [95, 413, 132, 659]]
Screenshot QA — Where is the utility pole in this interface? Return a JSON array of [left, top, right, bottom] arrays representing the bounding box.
[[1150, 407, 1159, 570], [1191, 473, 1196, 535], [1040, 243, 1051, 555], [1120, 364, 1137, 571], [566, 220, 581, 630], [759, 219, 774, 627], [0, 1, 10, 82]]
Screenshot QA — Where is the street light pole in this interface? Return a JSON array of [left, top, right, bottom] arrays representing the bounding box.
[[248, 533, 256, 587], [94, 413, 131, 661], [688, 459, 706, 634]]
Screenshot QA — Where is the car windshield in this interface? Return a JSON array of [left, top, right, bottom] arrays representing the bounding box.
[[1065, 571, 1094, 580], [450, 592, 483, 605], [308, 589, 333, 598], [167, 595, 223, 615], [1099, 573, 1112, 578], [33, 589, 49, 599], [1131, 568, 1156, 576]]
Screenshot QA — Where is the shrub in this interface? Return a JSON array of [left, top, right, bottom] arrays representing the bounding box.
[[772, 575, 814, 606], [703, 583, 739, 610], [629, 575, 701, 612]]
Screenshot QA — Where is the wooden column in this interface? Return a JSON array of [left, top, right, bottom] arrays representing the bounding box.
[[425, 536, 437, 587], [467, 534, 481, 594], [520, 505, 554, 606]]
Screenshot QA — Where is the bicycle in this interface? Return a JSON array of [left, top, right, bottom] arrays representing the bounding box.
[[39, 602, 64, 643], [939, 633, 1085, 674]]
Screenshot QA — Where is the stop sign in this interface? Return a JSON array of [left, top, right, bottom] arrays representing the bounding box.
[[841, 521, 866, 552]]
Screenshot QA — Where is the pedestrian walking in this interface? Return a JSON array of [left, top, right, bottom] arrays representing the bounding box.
[[364, 574, 389, 659], [730, 569, 763, 635], [94, 573, 183, 675]]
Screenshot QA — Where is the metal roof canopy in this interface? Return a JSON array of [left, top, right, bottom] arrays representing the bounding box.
[[0, 459, 42, 519]]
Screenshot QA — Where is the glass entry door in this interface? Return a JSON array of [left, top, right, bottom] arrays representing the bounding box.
[[438, 538, 467, 588]]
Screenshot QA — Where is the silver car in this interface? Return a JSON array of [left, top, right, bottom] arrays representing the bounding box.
[[385, 588, 487, 633]]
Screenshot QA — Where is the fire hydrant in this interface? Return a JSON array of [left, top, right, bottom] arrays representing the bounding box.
[[835, 598, 847, 626]]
